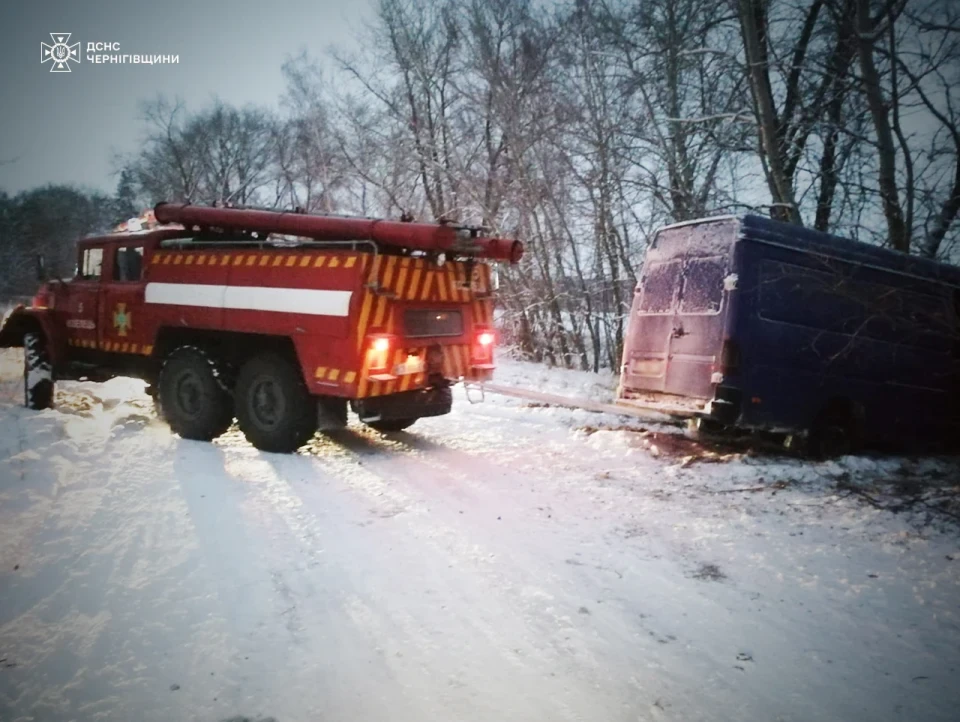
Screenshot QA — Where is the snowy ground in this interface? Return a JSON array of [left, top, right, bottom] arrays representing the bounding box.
[[1, 349, 959, 722]]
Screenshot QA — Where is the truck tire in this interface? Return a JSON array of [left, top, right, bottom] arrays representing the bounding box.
[[235, 352, 317, 453], [364, 418, 417, 433], [157, 347, 234, 441], [23, 332, 54, 410]]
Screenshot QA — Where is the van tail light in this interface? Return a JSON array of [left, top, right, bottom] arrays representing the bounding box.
[[719, 339, 740, 373], [471, 327, 495, 368]]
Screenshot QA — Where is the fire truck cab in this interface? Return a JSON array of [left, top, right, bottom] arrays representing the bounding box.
[[0, 204, 522, 452]]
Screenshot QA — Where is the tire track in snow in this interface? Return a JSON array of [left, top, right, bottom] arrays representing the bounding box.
[[290, 426, 659, 720]]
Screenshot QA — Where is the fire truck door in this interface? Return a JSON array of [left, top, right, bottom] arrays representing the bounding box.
[[61, 246, 104, 350], [99, 245, 147, 352]]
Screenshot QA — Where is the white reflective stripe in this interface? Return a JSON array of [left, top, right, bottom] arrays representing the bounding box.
[[146, 282, 225, 308], [145, 283, 351, 317], [222, 285, 351, 316]]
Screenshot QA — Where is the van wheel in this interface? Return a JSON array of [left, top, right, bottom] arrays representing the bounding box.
[[235, 353, 317, 453], [808, 406, 860, 459], [364, 418, 417, 433], [23, 332, 54, 410], [157, 347, 234, 441]]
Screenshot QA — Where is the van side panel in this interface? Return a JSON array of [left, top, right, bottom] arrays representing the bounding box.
[[733, 222, 959, 446]]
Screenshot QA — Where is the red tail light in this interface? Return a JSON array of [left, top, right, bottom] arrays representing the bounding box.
[[366, 334, 395, 375], [471, 328, 495, 368]]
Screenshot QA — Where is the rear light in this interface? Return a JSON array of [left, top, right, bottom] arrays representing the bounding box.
[[471, 328, 495, 368], [366, 333, 395, 377], [365, 334, 425, 380]]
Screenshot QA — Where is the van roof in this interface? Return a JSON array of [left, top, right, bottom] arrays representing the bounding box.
[[656, 214, 960, 289], [739, 214, 960, 289]]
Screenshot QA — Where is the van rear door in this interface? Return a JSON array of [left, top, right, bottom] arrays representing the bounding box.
[[619, 218, 737, 404]]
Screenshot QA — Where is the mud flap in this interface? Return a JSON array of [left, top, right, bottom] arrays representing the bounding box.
[[317, 397, 348, 431]]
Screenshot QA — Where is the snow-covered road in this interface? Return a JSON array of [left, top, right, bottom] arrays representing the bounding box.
[[1, 350, 958, 722]]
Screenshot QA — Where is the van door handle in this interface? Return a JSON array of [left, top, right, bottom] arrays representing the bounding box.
[[672, 326, 686, 338]]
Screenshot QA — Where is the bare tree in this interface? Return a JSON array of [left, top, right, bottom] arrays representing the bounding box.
[[276, 55, 351, 213], [107, 0, 960, 371], [125, 97, 277, 206], [854, 0, 911, 250]]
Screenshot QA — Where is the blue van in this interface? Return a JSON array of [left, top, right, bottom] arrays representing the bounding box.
[[616, 215, 960, 455]]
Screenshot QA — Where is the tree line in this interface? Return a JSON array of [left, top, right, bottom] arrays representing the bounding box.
[[3, 0, 959, 369], [0, 185, 134, 300]]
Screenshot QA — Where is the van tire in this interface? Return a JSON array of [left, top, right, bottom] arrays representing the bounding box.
[[23, 332, 54, 410], [157, 346, 234, 441], [808, 405, 861, 459], [235, 352, 317, 453]]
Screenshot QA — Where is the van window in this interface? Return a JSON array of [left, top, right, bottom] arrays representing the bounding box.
[[80, 248, 103, 280], [680, 256, 725, 315], [638, 261, 681, 314], [113, 246, 144, 281]]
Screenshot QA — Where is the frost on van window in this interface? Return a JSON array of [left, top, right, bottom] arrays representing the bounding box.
[[680, 257, 725, 314], [655, 219, 737, 256], [638, 261, 681, 314]]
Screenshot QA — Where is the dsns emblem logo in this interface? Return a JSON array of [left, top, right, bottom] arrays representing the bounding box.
[[41, 33, 80, 72]]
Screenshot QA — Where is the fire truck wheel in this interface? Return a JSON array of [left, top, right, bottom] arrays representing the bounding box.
[[157, 347, 234, 441], [235, 353, 317, 453], [364, 418, 417, 433], [23, 332, 54, 410]]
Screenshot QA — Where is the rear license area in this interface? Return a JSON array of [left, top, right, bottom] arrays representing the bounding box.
[[631, 356, 666, 378], [393, 354, 425, 376]]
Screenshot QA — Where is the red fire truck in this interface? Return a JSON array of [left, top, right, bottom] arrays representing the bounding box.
[[0, 203, 523, 452]]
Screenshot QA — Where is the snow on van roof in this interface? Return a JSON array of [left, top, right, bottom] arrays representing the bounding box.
[[655, 215, 739, 234], [652, 214, 960, 288]]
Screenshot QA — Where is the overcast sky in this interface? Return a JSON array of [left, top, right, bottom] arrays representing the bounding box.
[[0, 0, 373, 196]]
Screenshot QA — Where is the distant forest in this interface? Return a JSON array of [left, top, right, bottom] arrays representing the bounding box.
[[3, 0, 959, 369]]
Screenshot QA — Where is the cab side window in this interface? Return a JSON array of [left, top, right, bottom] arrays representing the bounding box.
[[113, 246, 144, 281], [80, 248, 103, 280]]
